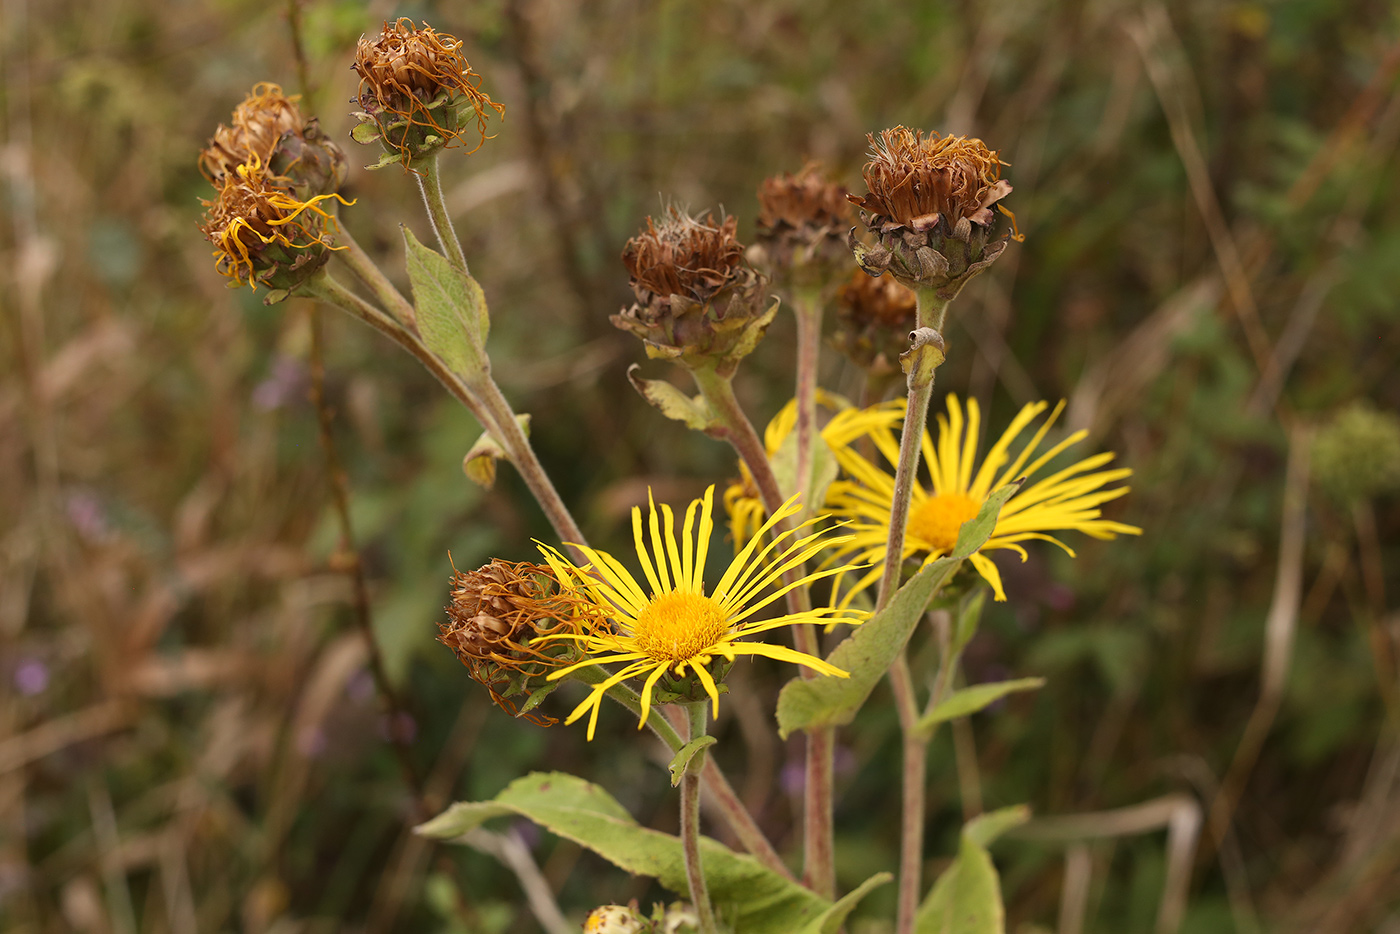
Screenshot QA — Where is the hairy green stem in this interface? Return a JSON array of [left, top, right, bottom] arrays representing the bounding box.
[[416, 153, 470, 274], [470, 373, 589, 555], [335, 225, 417, 328], [878, 290, 950, 934], [298, 274, 502, 445], [682, 704, 720, 934]]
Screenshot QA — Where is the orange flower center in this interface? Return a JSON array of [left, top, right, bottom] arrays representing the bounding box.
[[907, 492, 981, 554], [631, 592, 730, 663]]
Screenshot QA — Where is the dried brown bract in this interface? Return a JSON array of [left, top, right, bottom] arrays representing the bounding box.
[[200, 83, 346, 200], [830, 269, 918, 378], [613, 208, 774, 373], [350, 18, 505, 168], [751, 162, 853, 284], [848, 126, 1021, 297], [438, 559, 590, 725]]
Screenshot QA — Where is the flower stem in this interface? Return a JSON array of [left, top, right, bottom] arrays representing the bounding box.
[[792, 287, 824, 512], [469, 373, 588, 555], [878, 290, 950, 934], [682, 703, 720, 934], [298, 273, 502, 445], [334, 224, 417, 329], [416, 153, 470, 274], [689, 362, 837, 897]]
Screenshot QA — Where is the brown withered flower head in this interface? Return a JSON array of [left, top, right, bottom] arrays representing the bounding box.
[[200, 83, 347, 200], [848, 127, 1022, 298], [830, 269, 918, 379], [613, 207, 774, 374], [438, 559, 591, 726], [198, 162, 350, 296], [750, 162, 854, 284], [350, 18, 505, 169]]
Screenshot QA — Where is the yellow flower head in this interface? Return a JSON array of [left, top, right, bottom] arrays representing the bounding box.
[[722, 392, 904, 545], [828, 394, 1142, 602], [537, 486, 863, 739]]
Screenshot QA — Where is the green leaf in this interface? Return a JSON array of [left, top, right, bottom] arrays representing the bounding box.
[[403, 225, 490, 380], [668, 736, 717, 786], [951, 588, 987, 657], [797, 872, 893, 934], [518, 679, 560, 715], [915, 806, 1028, 934], [915, 678, 1046, 736], [775, 483, 1020, 738], [627, 364, 719, 431], [418, 772, 830, 933]]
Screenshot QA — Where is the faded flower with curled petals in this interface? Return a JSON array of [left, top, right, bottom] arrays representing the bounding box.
[[351, 18, 505, 168], [613, 208, 774, 374], [848, 127, 1021, 298]]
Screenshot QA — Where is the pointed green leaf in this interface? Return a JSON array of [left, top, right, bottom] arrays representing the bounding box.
[[915, 806, 1028, 934], [915, 678, 1046, 736], [797, 871, 893, 934], [627, 365, 719, 431], [775, 483, 1020, 738], [518, 679, 560, 715], [951, 588, 987, 657], [403, 225, 490, 380], [668, 736, 717, 786], [963, 805, 1030, 850], [418, 772, 828, 933]]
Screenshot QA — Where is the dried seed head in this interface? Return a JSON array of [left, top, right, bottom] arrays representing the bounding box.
[[613, 207, 774, 373], [200, 83, 347, 200], [752, 162, 853, 279], [848, 126, 1021, 297], [438, 559, 590, 725], [197, 161, 350, 295], [1312, 401, 1400, 505], [830, 269, 918, 378], [350, 18, 505, 169]]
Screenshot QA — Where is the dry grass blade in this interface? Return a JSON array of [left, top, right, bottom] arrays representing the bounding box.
[[1013, 794, 1201, 934]]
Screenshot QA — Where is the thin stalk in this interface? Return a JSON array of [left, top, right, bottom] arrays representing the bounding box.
[[874, 292, 950, 615], [299, 274, 499, 434], [877, 290, 951, 934], [688, 363, 837, 896], [470, 373, 588, 554], [416, 153, 470, 274], [682, 704, 720, 934], [335, 225, 417, 329], [792, 287, 824, 511], [302, 275, 590, 557]]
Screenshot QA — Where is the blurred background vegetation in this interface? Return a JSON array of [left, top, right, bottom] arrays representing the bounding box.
[[3, 0, 1399, 931]]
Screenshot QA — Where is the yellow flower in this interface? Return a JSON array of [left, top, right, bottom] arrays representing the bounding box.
[[828, 394, 1141, 602], [722, 392, 905, 545], [537, 486, 862, 739]]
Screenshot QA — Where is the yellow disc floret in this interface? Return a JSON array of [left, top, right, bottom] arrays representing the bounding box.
[[631, 592, 731, 663], [908, 492, 981, 555]]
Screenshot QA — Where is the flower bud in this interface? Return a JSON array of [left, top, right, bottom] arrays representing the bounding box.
[[847, 127, 1021, 297], [200, 83, 347, 200], [830, 268, 917, 379], [613, 208, 775, 374], [439, 559, 590, 725], [197, 161, 350, 295], [350, 18, 505, 169], [750, 162, 853, 287]]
